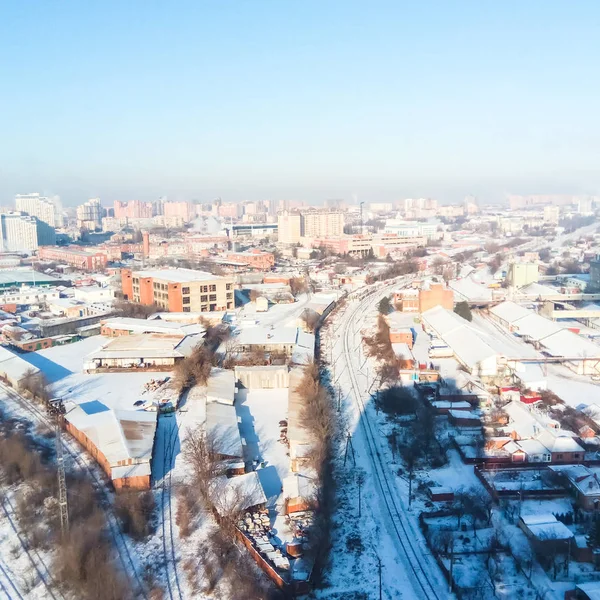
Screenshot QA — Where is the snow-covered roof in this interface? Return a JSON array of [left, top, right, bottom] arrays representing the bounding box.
[[237, 326, 298, 346], [88, 333, 203, 360], [421, 306, 466, 337], [205, 401, 243, 458], [211, 472, 267, 517], [443, 328, 497, 367], [101, 317, 206, 336], [206, 368, 235, 405], [576, 583, 600, 600], [520, 514, 574, 541], [517, 282, 558, 298], [539, 329, 600, 359], [65, 401, 157, 477], [133, 268, 225, 283], [512, 313, 562, 342], [283, 470, 318, 501], [489, 301, 531, 324], [537, 431, 584, 454], [0, 345, 40, 383]]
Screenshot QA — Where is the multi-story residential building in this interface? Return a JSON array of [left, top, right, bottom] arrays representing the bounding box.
[[277, 211, 302, 244], [37, 246, 108, 271], [403, 198, 437, 212], [77, 198, 103, 230], [300, 210, 344, 238], [543, 205, 560, 224], [121, 268, 234, 312], [163, 201, 193, 222], [113, 200, 153, 219], [15, 193, 63, 228], [1, 213, 56, 252]]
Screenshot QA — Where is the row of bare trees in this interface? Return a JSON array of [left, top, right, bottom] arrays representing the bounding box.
[[363, 314, 401, 383], [296, 360, 336, 580]]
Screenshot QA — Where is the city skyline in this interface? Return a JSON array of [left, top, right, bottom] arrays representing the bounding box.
[[2, 1, 600, 204]]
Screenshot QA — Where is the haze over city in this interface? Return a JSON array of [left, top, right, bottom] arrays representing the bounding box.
[[5, 4, 600, 600], [3, 1, 600, 205]]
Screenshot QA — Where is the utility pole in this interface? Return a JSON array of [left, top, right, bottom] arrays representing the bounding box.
[[377, 553, 382, 600], [51, 399, 69, 537]]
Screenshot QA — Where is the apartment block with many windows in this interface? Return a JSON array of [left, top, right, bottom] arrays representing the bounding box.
[[121, 268, 234, 312]]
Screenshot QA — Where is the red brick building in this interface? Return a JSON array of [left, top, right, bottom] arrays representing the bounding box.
[[225, 249, 275, 271], [38, 246, 108, 271], [419, 282, 454, 313]]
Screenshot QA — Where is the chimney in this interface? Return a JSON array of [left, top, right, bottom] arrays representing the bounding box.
[[142, 231, 150, 258]]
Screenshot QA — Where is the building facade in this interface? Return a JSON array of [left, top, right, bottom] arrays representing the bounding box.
[[77, 198, 103, 230], [38, 246, 108, 270], [277, 211, 302, 244], [419, 282, 454, 313], [113, 200, 153, 219], [121, 267, 234, 312], [1, 213, 56, 252], [300, 210, 344, 238], [15, 193, 63, 228]]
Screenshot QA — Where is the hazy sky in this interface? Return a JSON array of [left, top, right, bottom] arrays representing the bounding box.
[[2, 1, 600, 206]]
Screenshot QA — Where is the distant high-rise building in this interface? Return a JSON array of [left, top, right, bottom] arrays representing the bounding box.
[[163, 201, 193, 222], [153, 197, 166, 217], [300, 210, 344, 238], [113, 200, 153, 219], [0, 212, 55, 252], [277, 211, 302, 244], [403, 198, 437, 212], [77, 198, 103, 230], [15, 193, 63, 228], [578, 196, 595, 215]]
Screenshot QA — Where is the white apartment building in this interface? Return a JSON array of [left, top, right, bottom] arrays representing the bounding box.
[[0, 213, 56, 252], [15, 193, 63, 228], [277, 211, 302, 244], [384, 219, 440, 240], [77, 198, 103, 230]]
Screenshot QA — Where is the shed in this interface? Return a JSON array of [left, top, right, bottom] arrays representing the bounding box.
[[211, 472, 267, 518], [429, 486, 454, 502], [0, 346, 40, 389]]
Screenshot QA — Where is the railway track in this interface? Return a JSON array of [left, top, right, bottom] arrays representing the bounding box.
[[0, 491, 61, 600], [0, 384, 148, 600], [340, 281, 445, 600], [0, 547, 24, 600], [159, 415, 183, 600]]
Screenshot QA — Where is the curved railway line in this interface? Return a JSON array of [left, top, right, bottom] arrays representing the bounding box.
[[340, 280, 446, 600]]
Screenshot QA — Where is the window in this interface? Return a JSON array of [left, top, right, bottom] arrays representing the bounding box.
[[183, 297, 190, 304], [556, 454, 563, 459], [201, 295, 208, 302], [227, 302, 233, 309], [202, 285, 208, 293], [226, 283, 232, 290], [226, 292, 233, 299], [201, 304, 208, 312], [183, 306, 190, 312], [209, 294, 216, 301], [574, 453, 580, 459], [209, 284, 216, 292]]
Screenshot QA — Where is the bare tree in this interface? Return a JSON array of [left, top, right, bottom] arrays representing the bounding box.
[[355, 468, 366, 518]]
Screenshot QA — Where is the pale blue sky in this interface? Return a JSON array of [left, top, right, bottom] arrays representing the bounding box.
[[1, 1, 599, 205]]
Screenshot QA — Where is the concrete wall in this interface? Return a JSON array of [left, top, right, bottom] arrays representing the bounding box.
[[235, 366, 290, 389]]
